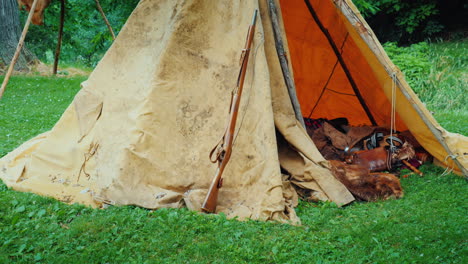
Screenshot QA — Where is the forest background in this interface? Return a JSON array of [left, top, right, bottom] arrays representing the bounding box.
[[0, 0, 465, 113], [0, 0, 463, 68]]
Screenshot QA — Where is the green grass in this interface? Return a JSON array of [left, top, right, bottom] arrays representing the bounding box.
[[0, 166, 466, 263], [423, 41, 467, 114], [0, 76, 85, 157], [1, 40, 467, 263], [434, 109, 468, 136], [418, 40, 468, 135], [384, 40, 467, 135]]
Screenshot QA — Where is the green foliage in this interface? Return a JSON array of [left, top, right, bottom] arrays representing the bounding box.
[[354, 0, 447, 42], [353, 0, 381, 17], [22, 0, 139, 67], [383, 42, 431, 87], [385, 1, 440, 35]]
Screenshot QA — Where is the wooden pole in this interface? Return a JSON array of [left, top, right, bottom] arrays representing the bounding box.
[[0, 0, 39, 100], [53, 0, 65, 75], [402, 160, 424, 176], [268, 0, 306, 129], [94, 0, 115, 40]]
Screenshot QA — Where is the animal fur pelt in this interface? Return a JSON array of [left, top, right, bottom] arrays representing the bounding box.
[[394, 141, 416, 160], [329, 160, 403, 201]]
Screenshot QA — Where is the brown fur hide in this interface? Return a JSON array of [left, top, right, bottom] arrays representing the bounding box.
[[17, 0, 52, 25], [329, 160, 403, 201]]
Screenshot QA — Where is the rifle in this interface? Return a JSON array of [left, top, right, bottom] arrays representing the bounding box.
[[201, 10, 258, 213]]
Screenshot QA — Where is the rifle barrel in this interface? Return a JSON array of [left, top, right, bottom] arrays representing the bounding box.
[[252, 9, 258, 25], [201, 9, 258, 213]]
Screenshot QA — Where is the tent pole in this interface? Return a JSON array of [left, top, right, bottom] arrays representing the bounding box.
[[94, 0, 116, 40], [303, 0, 377, 126], [0, 0, 39, 100], [268, 0, 306, 129], [53, 0, 65, 75]]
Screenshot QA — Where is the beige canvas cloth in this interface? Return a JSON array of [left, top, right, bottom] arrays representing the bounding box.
[[0, 0, 354, 223]]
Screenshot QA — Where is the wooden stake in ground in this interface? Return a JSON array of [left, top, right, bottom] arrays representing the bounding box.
[[0, 0, 39, 100], [53, 0, 65, 75], [94, 0, 115, 40]]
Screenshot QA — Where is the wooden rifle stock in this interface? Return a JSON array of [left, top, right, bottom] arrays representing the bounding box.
[[201, 10, 258, 213]]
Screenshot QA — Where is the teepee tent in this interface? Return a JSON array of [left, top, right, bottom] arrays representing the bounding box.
[[1, 0, 466, 223]]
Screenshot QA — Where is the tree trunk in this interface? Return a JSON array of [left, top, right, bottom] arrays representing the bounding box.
[[0, 0, 36, 71]]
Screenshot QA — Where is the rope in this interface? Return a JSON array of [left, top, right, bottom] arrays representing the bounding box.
[[389, 72, 397, 152], [441, 154, 458, 176]]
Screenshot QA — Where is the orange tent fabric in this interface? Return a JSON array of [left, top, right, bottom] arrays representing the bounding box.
[[280, 0, 405, 128], [278, 0, 466, 175]]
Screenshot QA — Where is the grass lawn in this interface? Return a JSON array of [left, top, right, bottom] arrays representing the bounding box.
[[0, 40, 467, 263], [0, 170, 466, 263], [0, 76, 85, 157]]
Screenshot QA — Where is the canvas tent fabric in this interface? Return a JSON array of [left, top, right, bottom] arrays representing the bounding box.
[[0, 0, 355, 223], [0, 0, 466, 223]]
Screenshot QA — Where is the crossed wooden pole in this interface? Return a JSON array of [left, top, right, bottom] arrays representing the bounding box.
[[0, 0, 115, 100]]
